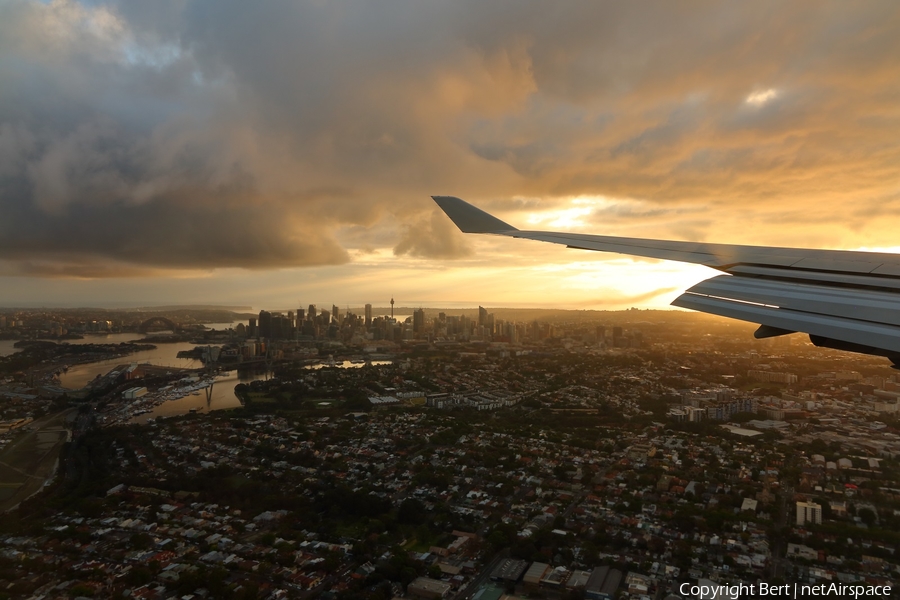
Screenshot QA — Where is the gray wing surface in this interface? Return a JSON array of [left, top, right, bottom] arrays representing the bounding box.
[[432, 195, 900, 365]]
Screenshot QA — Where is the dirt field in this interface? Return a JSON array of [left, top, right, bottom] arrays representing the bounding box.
[[0, 409, 75, 513]]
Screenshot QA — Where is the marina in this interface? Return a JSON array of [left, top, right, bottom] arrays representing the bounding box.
[[52, 324, 269, 424], [96, 376, 221, 426], [13, 324, 396, 426]]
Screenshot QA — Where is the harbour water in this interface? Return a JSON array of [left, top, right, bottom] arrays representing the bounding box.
[[0, 340, 21, 357], [56, 322, 243, 388], [57, 338, 203, 388], [304, 359, 392, 370], [13, 321, 394, 423], [124, 369, 269, 424], [52, 322, 263, 422]]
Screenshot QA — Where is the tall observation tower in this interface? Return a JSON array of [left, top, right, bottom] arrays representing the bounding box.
[[390, 297, 394, 320]]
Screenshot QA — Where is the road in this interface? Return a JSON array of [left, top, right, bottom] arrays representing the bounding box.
[[456, 548, 509, 600], [768, 483, 792, 580]]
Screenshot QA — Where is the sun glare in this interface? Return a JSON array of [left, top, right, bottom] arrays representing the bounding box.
[[852, 246, 900, 255], [526, 206, 593, 229], [524, 195, 619, 230]]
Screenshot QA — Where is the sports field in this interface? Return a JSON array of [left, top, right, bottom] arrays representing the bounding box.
[[0, 409, 74, 513]]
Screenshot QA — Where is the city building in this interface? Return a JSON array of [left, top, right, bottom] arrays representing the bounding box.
[[584, 566, 622, 600], [413, 308, 425, 336], [796, 501, 822, 526], [408, 577, 451, 600]]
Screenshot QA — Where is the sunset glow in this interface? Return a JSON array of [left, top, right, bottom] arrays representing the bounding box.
[[1, 1, 899, 309]]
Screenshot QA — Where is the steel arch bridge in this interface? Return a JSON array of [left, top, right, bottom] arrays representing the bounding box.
[[138, 316, 179, 333]]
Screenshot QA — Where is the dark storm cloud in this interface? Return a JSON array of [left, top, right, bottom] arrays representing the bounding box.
[[1, 0, 899, 277], [393, 211, 473, 260]]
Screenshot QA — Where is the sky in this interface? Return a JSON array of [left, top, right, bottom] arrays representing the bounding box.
[[1, 1, 899, 310]]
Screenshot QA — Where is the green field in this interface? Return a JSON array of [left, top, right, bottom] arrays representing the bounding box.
[[0, 483, 22, 501], [0, 410, 73, 512]]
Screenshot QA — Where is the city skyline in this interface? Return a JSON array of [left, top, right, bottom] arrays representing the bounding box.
[[1, 1, 899, 309], [3, 295, 899, 596]]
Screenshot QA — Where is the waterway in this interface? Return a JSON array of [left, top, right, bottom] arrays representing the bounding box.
[[51, 321, 394, 423], [0, 340, 21, 357], [53, 321, 260, 422], [126, 369, 270, 424], [55, 321, 243, 387], [304, 360, 392, 370], [57, 339, 203, 388], [12, 320, 393, 423]]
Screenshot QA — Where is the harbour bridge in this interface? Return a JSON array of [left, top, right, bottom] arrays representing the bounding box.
[[138, 316, 180, 333]]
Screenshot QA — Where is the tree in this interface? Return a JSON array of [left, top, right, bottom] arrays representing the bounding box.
[[398, 498, 427, 525], [69, 584, 94, 597], [487, 529, 509, 551], [130, 532, 153, 550], [126, 566, 152, 586], [858, 507, 876, 527]]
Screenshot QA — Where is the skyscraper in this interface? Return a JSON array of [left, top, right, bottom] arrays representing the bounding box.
[[413, 308, 425, 335], [258, 310, 272, 339], [273, 313, 292, 339], [365, 304, 372, 327]]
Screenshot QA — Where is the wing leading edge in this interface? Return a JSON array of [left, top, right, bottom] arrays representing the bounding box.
[[432, 195, 900, 366]]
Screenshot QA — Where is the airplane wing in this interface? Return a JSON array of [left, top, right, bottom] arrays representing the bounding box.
[[433, 195, 900, 366]]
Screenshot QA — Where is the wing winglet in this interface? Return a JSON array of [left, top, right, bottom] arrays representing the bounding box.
[[432, 196, 518, 233]]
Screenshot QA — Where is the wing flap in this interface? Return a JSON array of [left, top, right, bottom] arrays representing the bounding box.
[[672, 292, 900, 355], [686, 275, 900, 327], [872, 264, 900, 276], [790, 257, 883, 274], [725, 265, 900, 291]]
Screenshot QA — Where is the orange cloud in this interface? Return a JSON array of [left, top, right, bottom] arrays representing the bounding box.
[[1, 0, 899, 309]]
